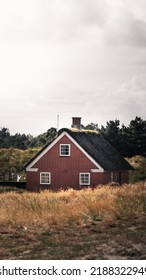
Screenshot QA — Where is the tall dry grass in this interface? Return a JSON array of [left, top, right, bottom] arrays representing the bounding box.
[[0, 183, 146, 227]]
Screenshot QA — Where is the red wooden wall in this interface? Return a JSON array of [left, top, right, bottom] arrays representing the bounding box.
[[26, 135, 129, 191]]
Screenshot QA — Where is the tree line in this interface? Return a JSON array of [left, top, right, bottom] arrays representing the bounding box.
[[0, 127, 57, 150], [100, 116, 146, 157], [0, 147, 40, 182], [0, 116, 146, 157]]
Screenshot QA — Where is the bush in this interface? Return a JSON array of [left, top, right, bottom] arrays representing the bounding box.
[[128, 156, 146, 183]]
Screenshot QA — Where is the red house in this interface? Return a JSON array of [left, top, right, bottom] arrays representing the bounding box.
[[24, 118, 133, 191]]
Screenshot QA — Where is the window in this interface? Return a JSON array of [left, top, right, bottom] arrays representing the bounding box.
[[79, 173, 90, 185], [40, 172, 51, 184], [60, 144, 70, 156]]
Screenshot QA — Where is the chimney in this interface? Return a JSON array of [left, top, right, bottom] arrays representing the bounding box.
[[71, 117, 82, 129]]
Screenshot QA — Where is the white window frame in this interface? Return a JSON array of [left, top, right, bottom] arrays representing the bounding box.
[[60, 144, 70, 156], [40, 172, 51, 185], [79, 173, 90, 186]]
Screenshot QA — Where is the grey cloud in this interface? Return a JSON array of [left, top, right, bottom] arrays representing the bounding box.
[[1, 0, 146, 47], [120, 16, 146, 47], [113, 76, 146, 123], [1, 0, 146, 135], [130, 19, 146, 47], [118, 77, 146, 105], [0, 0, 109, 43], [81, 76, 146, 126], [36, 0, 109, 43], [106, 7, 146, 48], [73, 0, 108, 27]]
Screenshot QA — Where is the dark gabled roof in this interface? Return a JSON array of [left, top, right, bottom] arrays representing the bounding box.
[[24, 128, 133, 171], [58, 128, 133, 171]]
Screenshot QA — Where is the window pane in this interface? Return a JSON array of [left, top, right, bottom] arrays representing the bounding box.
[[40, 173, 50, 184], [80, 173, 90, 185], [60, 144, 70, 156]]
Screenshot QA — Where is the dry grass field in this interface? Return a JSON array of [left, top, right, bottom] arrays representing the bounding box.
[[0, 183, 146, 259]]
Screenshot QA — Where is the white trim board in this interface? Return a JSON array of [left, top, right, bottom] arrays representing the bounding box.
[[26, 131, 104, 172]]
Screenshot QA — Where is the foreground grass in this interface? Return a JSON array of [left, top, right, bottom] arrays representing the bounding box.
[[0, 183, 146, 259], [0, 183, 146, 226]]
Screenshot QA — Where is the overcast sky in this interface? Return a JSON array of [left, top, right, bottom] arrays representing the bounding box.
[[0, 0, 146, 135]]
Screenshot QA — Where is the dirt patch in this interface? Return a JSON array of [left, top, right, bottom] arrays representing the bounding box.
[[0, 215, 146, 259]]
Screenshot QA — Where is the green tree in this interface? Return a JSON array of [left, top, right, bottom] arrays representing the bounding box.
[[0, 147, 40, 181], [0, 127, 11, 148], [33, 127, 57, 147], [100, 119, 122, 152], [84, 123, 98, 131], [125, 117, 146, 157]]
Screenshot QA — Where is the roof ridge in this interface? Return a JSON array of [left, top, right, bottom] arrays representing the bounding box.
[[59, 127, 99, 135]]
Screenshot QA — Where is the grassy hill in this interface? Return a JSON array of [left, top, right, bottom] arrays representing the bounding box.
[[0, 147, 40, 181], [127, 155, 146, 183]]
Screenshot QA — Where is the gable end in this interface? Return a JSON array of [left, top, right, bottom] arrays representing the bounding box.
[[26, 131, 104, 172]]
